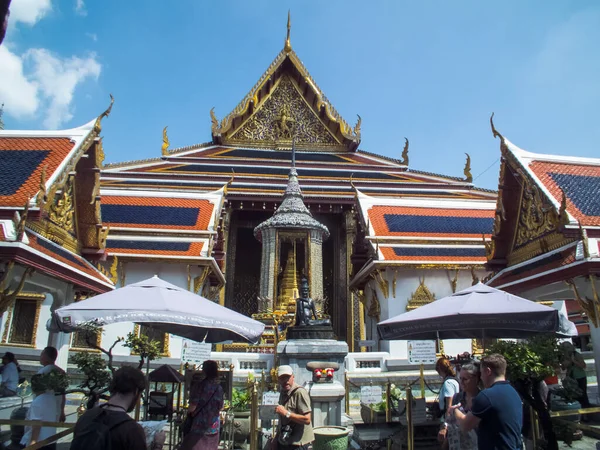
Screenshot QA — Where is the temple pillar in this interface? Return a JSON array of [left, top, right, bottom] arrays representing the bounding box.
[[259, 228, 277, 308], [309, 229, 323, 299]]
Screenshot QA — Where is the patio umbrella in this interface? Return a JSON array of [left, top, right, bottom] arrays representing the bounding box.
[[47, 275, 265, 344], [377, 282, 576, 341]]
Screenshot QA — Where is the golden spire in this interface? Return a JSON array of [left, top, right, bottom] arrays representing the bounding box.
[[284, 10, 292, 53], [161, 126, 170, 156]]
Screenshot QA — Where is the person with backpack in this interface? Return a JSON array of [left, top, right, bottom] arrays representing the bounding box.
[[71, 366, 166, 450]]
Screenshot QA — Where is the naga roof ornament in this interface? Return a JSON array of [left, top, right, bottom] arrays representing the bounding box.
[[211, 13, 360, 152]]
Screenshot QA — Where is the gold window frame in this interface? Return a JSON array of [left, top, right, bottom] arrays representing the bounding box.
[[132, 324, 170, 357], [1, 293, 45, 348]]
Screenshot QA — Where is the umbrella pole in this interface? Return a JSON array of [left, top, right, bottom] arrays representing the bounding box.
[[144, 357, 151, 420]]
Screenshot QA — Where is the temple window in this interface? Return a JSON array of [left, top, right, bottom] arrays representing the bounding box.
[[134, 324, 170, 357], [2, 294, 44, 346], [71, 329, 101, 350]]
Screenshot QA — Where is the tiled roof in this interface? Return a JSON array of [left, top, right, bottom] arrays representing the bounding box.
[[529, 161, 600, 226], [369, 205, 495, 238], [106, 239, 205, 257], [0, 138, 76, 206], [488, 244, 577, 288], [380, 246, 487, 263], [101, 196, 215, 231], [25, 230, 113, 286]]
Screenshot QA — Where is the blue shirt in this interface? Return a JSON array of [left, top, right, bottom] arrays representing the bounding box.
[[471, 381, 522, 450]]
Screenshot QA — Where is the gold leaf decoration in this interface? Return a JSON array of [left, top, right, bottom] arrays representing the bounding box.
[[407, 278, 435, 311], [48, 180, 75, 235]]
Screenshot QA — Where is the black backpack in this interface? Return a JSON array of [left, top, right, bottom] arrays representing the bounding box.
[[70, 406, 132, 450]]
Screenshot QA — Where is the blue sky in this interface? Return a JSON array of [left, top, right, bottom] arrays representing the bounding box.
[[1, 0, 599, 190]]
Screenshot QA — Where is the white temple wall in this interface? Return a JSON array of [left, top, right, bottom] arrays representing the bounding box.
[[366, 267, 489, 362]]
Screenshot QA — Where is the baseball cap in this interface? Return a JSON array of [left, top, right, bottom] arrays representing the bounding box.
[[278, 365, 293, 377]]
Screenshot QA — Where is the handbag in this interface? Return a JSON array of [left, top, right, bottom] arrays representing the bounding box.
[[182, 382, 218, 436]]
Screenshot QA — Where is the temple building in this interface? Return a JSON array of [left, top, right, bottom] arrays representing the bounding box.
[[0, 17, 499, 368]]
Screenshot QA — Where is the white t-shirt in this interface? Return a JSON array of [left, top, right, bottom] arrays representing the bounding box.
[[21, 365, 63, 446], [440, 377, 460, 412], [1, 362, 19, 392]]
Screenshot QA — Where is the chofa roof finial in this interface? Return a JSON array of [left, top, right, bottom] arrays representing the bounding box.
[[284, 10, 292, 53]]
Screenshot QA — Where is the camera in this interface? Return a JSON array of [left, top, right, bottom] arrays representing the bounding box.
[[280, 424, 293, 443]]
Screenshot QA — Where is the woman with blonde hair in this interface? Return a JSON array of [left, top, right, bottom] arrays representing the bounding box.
[[436, 357, 459, 447]]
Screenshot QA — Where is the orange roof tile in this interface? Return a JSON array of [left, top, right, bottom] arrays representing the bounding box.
[[0, 137, 76, 207]]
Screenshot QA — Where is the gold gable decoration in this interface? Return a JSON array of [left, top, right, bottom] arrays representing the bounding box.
[[228, 75, 338, 148], [407, 278, 435, 311], [514, 180, 559, 248], [211, 15, 360, 151]]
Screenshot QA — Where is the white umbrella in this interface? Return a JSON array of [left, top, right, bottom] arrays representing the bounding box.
[[48, 276, 265, 344], [378, 282, 577, 341]]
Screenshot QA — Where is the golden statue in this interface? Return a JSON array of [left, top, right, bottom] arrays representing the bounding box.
[[162, 126, 170, 156], [278, 245, 299, 312]]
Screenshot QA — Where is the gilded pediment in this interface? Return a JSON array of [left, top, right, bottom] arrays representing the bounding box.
[[228, 75, 338, 148]]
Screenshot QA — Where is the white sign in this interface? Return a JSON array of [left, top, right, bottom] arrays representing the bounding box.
[[360, 385, 383, 405], [262, 391, 280, 406], [407, 340, 437, 365], [181, 340, 212, 366]]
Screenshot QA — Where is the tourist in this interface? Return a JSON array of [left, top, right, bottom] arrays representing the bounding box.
[[443, 362, 480, 450], [0, 351, 20, 397], [273, 365, 314, 450], [560, 341, 589, 408], [180, 360, 224, 450], [21, 347, 67, 450], [448, 354, 523, 450], [436, 357, 460, 419], [71, 366, 166, 450]]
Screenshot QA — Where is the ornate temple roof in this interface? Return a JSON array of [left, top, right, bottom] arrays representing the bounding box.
[[484, 118, 600, 294], [352, 189, 495, 275], [210, 13, 360, 152], [254, 155, 329, 241], [0, 119, 98, 208]]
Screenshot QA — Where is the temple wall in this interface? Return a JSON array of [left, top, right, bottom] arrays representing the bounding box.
[[363, 267, 489, 362]]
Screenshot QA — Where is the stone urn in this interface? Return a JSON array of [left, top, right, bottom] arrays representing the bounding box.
[[313, 426, 350, 450], [232, 410, 251, 445]]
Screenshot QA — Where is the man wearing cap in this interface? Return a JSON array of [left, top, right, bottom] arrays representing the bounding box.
[[274, 365, 314, 450]]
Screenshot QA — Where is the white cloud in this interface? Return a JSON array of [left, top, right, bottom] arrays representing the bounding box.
[[0, 46, 39, 118], [85, 32, 97, 42], [9, 0, 52, 25], [0, 46, 101, 129], [25, 49, 102, 128], [75, 0, 87, 16]]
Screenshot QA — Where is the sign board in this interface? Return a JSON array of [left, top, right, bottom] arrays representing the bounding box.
[[262, 391, 280, 406], [360, 385, 383, 405], [181, 340, 212, 366], [359, 340, 376, 348], [407, 340, 437, 365]]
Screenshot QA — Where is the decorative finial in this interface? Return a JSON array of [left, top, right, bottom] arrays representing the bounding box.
[[490, 112, 501, 139], [291, 136, 296, 169], [350, 173, 356, 190], [353, 114, 361, 136], [161, 126, 170, 156], [463, 153, 473, 183], [558, 189, 570, 227], [36, 165, 47, 206], [400, 138, 409, 165], [284, 10, 292, 53], [94, 94, 114, 134], [470, 267, 479, 286], [210, 107, 219, 133], [0, 103, 4, 130], [224, 168, 235, 194], [579, 221, 590, 259]]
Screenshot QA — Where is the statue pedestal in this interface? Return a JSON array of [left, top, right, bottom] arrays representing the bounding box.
[[286, 325, 335, 340], [306, 381, 346, 427], [277, 339, 349, 426]]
